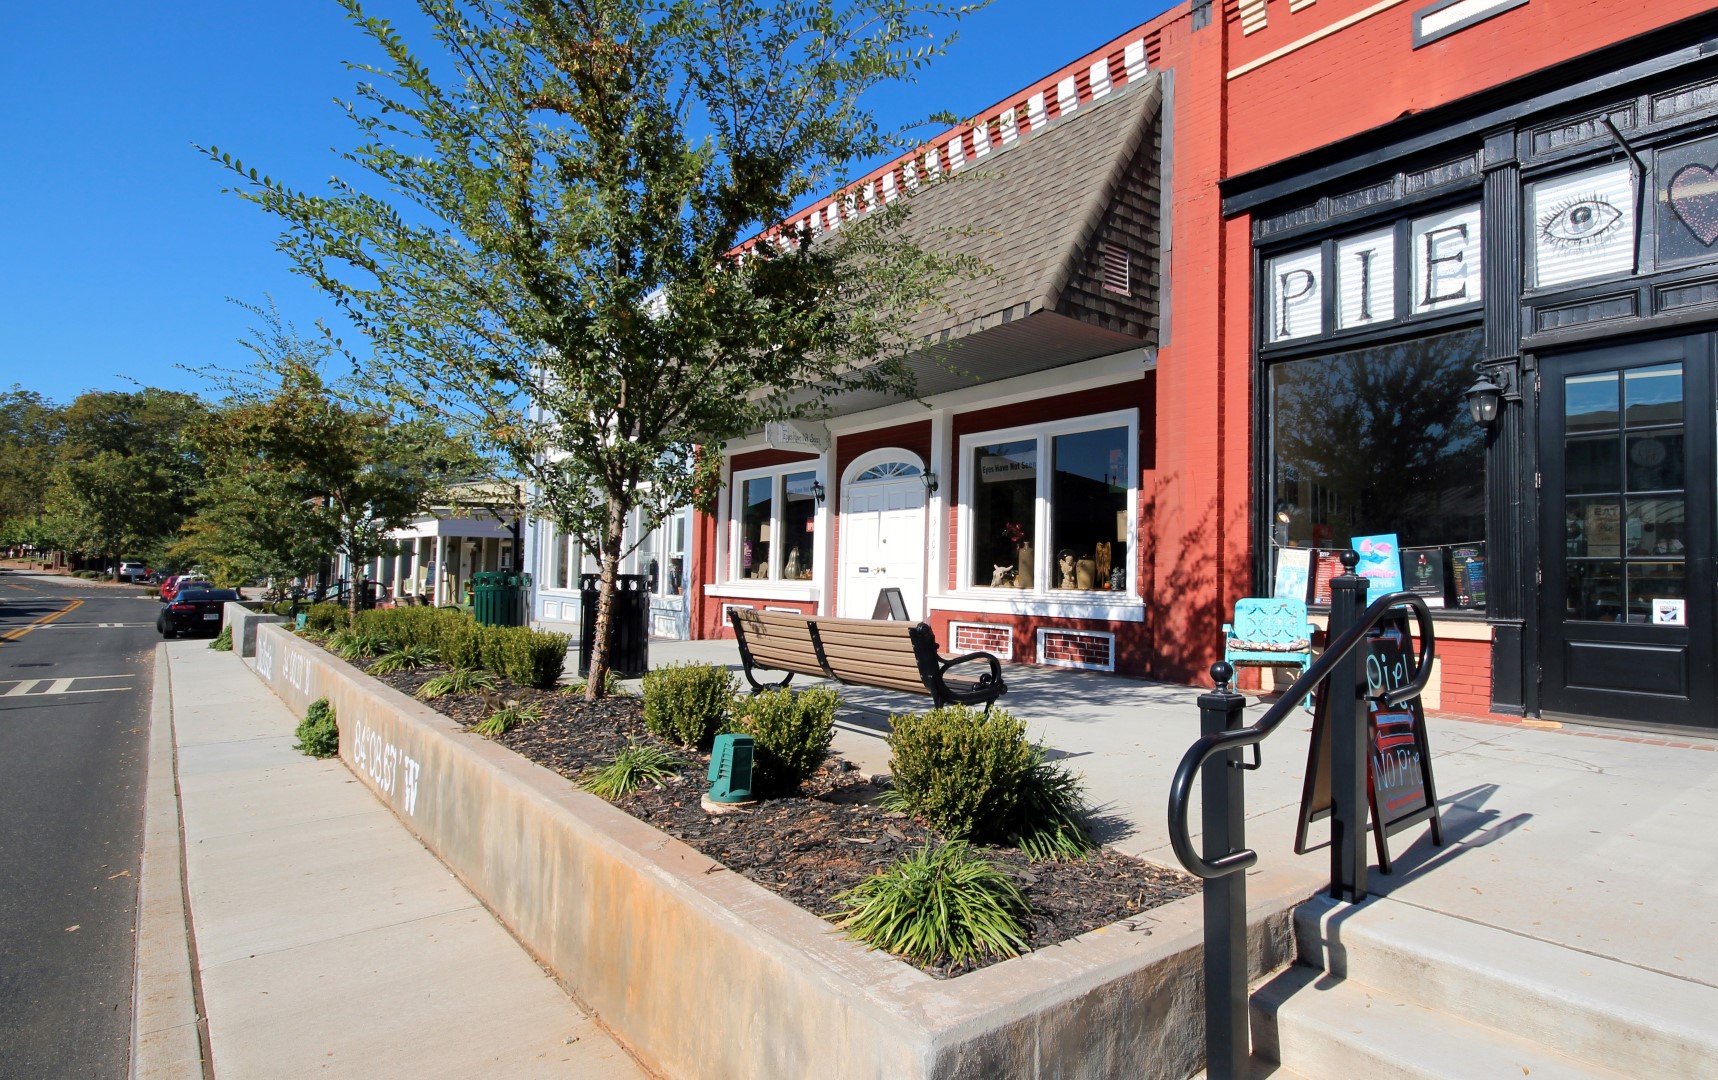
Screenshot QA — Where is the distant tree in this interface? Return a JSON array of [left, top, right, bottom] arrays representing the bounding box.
[[0, 388, 64, 549], [211, 0, 981, 697], [44, 388, 207, 574], [190, 308, 481, 616]]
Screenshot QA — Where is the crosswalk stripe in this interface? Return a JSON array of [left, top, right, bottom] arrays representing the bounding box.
[[4, 680, 39, 696]]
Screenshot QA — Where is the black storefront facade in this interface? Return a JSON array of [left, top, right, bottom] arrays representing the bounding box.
[[1224, 17, 1718, 735]]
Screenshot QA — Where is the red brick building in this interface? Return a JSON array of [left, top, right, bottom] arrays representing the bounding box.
[[689, 0, 1718, 734]]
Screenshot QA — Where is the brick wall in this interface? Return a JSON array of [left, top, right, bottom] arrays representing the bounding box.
[[1434, 636, 1493, 718], [1037, 629, 1116, 671], [950, 622, 1014, 660]]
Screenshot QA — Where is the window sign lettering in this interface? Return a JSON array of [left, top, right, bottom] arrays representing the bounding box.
[[1654, 132, 1718, 269], [979, 447, 1037, 483], [1529, 161, 1635, 288], [1269, 246, 1323, 342], [1336, 228, 1395, 329], [1410, 205, 1481, 315]]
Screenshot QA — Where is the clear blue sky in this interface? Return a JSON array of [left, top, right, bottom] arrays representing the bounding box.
[[1, 1, 1174, 405]]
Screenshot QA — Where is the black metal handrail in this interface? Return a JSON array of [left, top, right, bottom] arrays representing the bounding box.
[[1165, 555, 1437, 1080], [1166, 588, 1436, 879]]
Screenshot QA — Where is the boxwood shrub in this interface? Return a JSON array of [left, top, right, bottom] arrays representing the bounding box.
[[735, 686, 840, 792], [641, 663, 734, 749]]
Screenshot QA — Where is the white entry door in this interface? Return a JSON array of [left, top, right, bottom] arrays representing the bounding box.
[[839, 475, 926, 619]]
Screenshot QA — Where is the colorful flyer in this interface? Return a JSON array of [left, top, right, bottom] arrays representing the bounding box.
[[1351, 533, 1404, 595], [1274, 547, 1311, 602]]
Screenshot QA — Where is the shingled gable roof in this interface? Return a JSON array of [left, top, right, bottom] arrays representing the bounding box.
[[779, 72, 1165, 418]]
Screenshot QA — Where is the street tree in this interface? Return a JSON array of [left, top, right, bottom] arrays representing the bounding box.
[[193, 309, 482, 617], [210, 0, 982, 696], [0, 388, 65, 552]]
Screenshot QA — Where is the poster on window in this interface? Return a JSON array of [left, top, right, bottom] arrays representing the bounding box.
[[1400, 546, 1446, 607], [1351, 533, 1404, 595], [1274, 547, 1311, 602], [1529, 161, 1636, 288], [1450, 544, 1486, 609]]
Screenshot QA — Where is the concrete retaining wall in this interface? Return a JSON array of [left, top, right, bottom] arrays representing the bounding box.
[[249, 622, 1306, 1080], [222, 602, 289, 658]]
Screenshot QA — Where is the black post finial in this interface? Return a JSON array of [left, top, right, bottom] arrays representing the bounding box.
[[1339, 548, 1359, 572], [1210, 661, 1234, 690]]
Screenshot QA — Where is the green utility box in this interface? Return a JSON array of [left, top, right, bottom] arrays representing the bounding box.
[[472, 571, 532, 627]]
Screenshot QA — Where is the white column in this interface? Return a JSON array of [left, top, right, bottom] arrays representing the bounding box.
[[433, 534, 447, 606]]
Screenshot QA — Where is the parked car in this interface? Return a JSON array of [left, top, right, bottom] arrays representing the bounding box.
[[157, 587, 239, 638], [118, 561, 147, 582], [160, 573, 209, 602]]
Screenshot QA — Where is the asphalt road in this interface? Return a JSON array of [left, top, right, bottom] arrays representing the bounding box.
[[0, 571, 161, 1078]]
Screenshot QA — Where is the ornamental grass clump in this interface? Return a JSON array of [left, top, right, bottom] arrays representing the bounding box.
[[832, 841, 1030, 966], [208, 625, 233, 651], [734, 686, 840, 792], [293, 698, 339, 758], [581, 744, 683, 800], [641, 662, 734, 749], [416, 667, 498, 700], [1011, 750, 1098, 861], [471, 701, 540, 736], [329, 629, 392, 660], [885, 705, 1035, 843], [369, 644, 437, 674]]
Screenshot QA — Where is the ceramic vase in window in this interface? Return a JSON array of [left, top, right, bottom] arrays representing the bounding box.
[[1015, 543, 1033, 589]]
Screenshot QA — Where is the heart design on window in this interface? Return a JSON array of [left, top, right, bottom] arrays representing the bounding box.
[[1668, 163, 1718, 246]]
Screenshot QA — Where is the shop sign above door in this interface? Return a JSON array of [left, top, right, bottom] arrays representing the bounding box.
[[764, 420, 830, 453], [1267, 203, 1481, 344]]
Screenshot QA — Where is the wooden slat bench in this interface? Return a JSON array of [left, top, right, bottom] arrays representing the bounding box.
[[728, 609, 1007, 710]]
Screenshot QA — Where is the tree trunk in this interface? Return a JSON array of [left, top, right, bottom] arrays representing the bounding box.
[[346, 528, 363, 625], [584, 494, 628, 701]]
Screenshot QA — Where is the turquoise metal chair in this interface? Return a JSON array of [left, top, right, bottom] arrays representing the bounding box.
[[1224, 598, 1315, 709]]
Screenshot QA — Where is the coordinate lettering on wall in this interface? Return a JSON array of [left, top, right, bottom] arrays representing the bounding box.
[[1268, 204, 1481, 343], [353, 717, 423, 816]]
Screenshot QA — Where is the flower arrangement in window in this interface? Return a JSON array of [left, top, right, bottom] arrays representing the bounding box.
[[1002, 522, 1027, 547]]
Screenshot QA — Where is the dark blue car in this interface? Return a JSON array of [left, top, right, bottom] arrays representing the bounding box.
[[157, 587, 239, 638]]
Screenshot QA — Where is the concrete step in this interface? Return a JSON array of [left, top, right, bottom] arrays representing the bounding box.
[[1251, 964, 1636, 1080], [1295, 896, 1718, 1078]]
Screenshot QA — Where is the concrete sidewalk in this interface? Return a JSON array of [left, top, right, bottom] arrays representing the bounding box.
[[652, 638, 1718, 990], [135, 641, 650, 1079]]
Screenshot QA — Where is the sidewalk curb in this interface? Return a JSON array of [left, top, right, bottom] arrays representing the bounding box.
[[129, 646, 208, 1080]]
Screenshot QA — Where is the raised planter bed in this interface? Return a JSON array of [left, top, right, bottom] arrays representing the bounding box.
[[249, 621, 1306, 1080]]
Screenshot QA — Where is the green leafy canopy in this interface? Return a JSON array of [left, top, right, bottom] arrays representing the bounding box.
[[207, 0, 987, 696]]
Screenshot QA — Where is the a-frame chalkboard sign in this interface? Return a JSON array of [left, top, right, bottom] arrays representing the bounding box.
[[1295, 610, 1444, 872]]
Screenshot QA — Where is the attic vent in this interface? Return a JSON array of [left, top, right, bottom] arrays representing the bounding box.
[[1101, 244, 1131, 296]]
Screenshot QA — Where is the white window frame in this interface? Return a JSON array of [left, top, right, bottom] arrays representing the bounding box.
[[717, 461, 824, 599], [949, 408, 1144, 619]]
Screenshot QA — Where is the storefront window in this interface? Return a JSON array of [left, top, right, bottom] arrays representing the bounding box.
[[1268, 328, 1486, 607], [732, 468, 819, 582], [1050, 428, 1128, 591], [964, 414, 1136, 593], [969, 438, 1038, 588], [739, 476, 772, 579]]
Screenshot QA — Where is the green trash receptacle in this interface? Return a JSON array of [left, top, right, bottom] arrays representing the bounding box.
[[472, 571, 531, 627]]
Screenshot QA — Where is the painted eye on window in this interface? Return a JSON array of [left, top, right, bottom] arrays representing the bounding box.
[[1539, 196, 1624, 247]]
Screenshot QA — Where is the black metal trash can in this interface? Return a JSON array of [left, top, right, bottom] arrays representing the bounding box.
[[472, 571, 532, 626], [578, 573, 649, 678]]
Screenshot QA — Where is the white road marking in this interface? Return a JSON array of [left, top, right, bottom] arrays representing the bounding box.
[[0, 674, 135, 698], [4, 680, 39, 697]]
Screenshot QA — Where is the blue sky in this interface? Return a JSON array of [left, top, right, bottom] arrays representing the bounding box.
[[1, 1, 1173, 405]]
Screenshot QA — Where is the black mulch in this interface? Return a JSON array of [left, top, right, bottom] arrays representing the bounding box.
[[356, 655, 1199, 979]]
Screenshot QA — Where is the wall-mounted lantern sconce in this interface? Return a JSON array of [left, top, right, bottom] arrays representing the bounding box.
[[1465, 375, 1504, 426], [922, 471, 939, 496], [810, 480, 826, 504]]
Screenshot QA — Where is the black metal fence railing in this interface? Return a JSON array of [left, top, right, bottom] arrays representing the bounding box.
[[1165, 552, 1436, 1080]]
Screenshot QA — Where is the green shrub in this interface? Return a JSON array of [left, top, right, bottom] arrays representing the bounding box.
[[369, 645, 437, 675], [208, 625, 233, 652], [328, 629, 392, 660], [416, 667, 499, 700], [735, 687, 840, 791], [471, 702, 540, 736], [832, 841, 1030, 966], [434, 618, 486, 671], [491, 626, 571, 689], [301, 602, 348, 635], [293, 698, 339, 758], [581, 744, 682, 799], [885, 706, 1036, 844], [641, 663, 734, 749], [353, 607, 458, 651]]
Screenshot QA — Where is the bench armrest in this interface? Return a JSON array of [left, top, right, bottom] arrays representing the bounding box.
[[935, 650, 1007, 708]]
